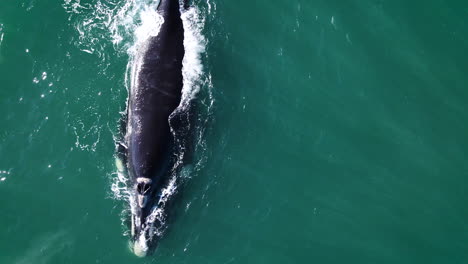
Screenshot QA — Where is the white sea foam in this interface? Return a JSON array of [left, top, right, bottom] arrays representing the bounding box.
[[180, 6, 206, 106], [132, 7, 164, 53]]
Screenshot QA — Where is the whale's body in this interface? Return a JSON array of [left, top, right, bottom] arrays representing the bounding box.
[[128, 0, 183, 183], [121, 0, 186, 256]]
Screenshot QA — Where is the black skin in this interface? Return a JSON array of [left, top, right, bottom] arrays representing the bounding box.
[[128, 0, 184, 183], [123, 0, 187, 242]]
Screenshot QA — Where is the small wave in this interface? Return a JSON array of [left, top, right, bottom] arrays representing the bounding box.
[[0, 23, 4, 47], [14, 230, 73, 264]]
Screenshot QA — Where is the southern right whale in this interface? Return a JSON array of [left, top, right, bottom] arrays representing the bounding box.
[[116, 0, 188, 256]]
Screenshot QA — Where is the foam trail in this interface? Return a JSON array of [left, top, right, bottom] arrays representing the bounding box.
[[180, 6, 206, 107]]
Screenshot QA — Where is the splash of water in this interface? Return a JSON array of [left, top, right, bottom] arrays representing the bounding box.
[[180, 6, 206, 107]]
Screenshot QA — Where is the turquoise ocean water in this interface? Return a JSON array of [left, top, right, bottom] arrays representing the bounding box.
[[0, 0, 467, 263]]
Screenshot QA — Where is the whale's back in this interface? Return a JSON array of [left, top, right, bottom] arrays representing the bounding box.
[[128, 0, 184, 181]]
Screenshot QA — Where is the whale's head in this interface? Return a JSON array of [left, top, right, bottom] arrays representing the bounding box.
[[130, 177, 156, 257]]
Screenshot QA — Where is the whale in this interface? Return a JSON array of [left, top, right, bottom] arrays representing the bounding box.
[[116, 0, 188, 257]]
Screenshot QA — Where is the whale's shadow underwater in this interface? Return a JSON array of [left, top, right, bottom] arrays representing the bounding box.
[[115, 0, 195, 257]]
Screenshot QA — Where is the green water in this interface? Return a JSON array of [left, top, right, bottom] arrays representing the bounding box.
[[1, 0, 467, 263]]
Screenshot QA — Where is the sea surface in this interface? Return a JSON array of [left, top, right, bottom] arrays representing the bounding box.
[[1, 0, 467, 263]]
